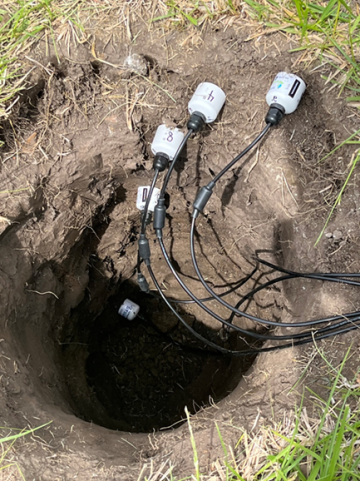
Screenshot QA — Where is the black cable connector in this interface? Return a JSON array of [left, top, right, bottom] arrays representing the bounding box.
[[137, 272, 150, 293], [187, 112, 206, 133], [192, 182, 215, 218], [153, 153, 169, 172], [265, 103, 285, 126], [153, 198, 167, 237], [138, 234, 151, 265]]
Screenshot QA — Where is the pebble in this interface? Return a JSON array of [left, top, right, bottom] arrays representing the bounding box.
[[333, 230, 343, 240], [123, 54, 148, 76]]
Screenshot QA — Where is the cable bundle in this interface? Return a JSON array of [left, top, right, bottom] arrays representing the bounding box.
[[134, 77, 360, 356]]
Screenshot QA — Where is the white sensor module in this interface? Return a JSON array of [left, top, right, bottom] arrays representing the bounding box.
[[118, 299, 140, 320], [136, 186, 160, 212], [151, 125, 185, 161], [188, 82, 226, 123], [266, 72, 306, 114]]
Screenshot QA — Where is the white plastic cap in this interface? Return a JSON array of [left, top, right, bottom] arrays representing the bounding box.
[[118, 299, 140, 320], [188, 82, 226, 123], [136, 186, 160, 212], [151, 125, 185, 161], [266, 72, 306, 114]]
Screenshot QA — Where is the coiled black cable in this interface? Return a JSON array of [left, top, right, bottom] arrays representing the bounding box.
[[158, 235, 360, 342], [190, 216, 360, 328], [147, 264, 360, 356], [136, 116, 360, 355]]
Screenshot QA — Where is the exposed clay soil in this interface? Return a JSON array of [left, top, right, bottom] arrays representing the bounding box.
[[1, 15, 360, 480]]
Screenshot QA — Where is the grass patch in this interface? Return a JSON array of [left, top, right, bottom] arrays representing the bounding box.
[[0, 422, 51, 479], [315, 139, 360, 245], [145, 347, 360, 480], [0, 0, 102, 120], [242, 0, 360, 105]]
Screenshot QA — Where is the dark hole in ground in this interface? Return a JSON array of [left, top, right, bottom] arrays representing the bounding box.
[[59, 276, 259, 433], [53, 181, 263, 433]]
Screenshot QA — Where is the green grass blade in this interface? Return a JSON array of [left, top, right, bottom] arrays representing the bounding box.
[[224, 461, 246, 480], [315, 150, 360, 245], [0, 421, 51, 443], [328, 405, 349, 477], [320, 128, 360, 162], [346, 96, 360, 101], [185, 407, 200, 481], [318, 0, 338, 23]]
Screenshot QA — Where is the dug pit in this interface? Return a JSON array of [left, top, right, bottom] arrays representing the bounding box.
[[60, 275, 258, 433], [1, 19, 360, 480]]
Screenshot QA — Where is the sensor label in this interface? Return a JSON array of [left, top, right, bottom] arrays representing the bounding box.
[[207, 90, 214, 102]]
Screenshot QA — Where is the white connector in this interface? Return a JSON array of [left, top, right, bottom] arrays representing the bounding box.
[[151, 125, 185, 161], [188, 82, 226, 123], [266, 72, 306, 114], [118, 299, 140, 320], [136, 186, 160, 212]]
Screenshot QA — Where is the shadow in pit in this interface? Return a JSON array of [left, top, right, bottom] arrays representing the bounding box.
[[59, 277, 259, 433]]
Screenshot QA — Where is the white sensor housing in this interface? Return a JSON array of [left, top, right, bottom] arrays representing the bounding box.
[[118, 299, 140, 320], [188, 82, 226, 123], [151, 125, 185, 160], [136, 186, 160, 212], [266, 72, 306, 114]]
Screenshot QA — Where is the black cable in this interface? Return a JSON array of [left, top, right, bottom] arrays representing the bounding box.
[[157, 237, 360, 342], [212, 124, 271, 184], [160, 129, 193, 199], [136, 116, 360, 352], [255, 257, 360, 283], [144, 126, 360, 350], [147, 264, 360, 356], [138, 130, 192, 280], [146, 264, 257, 304], [137, 250, 142, 275], [225, 273, 360, 339], [228, 272, 360, 323], [190, 217, 360, 329], [192, 124, 272, 217]]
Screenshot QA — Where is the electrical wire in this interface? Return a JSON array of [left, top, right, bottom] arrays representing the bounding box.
[[146, 264, 257, 304], [190, 216, 360, 329], [256, 257, 360, 281], [212, 124, 271, 184], [147, 264, 360, 356], [225, 273, 360, 339], [136, 116, 360, 355], [140, 122, 360, 351], [160, 129, 193, 199], [137, 130, 192, 275], [157, 235, 360, 342]]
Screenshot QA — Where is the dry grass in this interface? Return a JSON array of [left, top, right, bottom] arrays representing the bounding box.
[[139, 346, 360, 481], [2, 0, 358, 120]]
